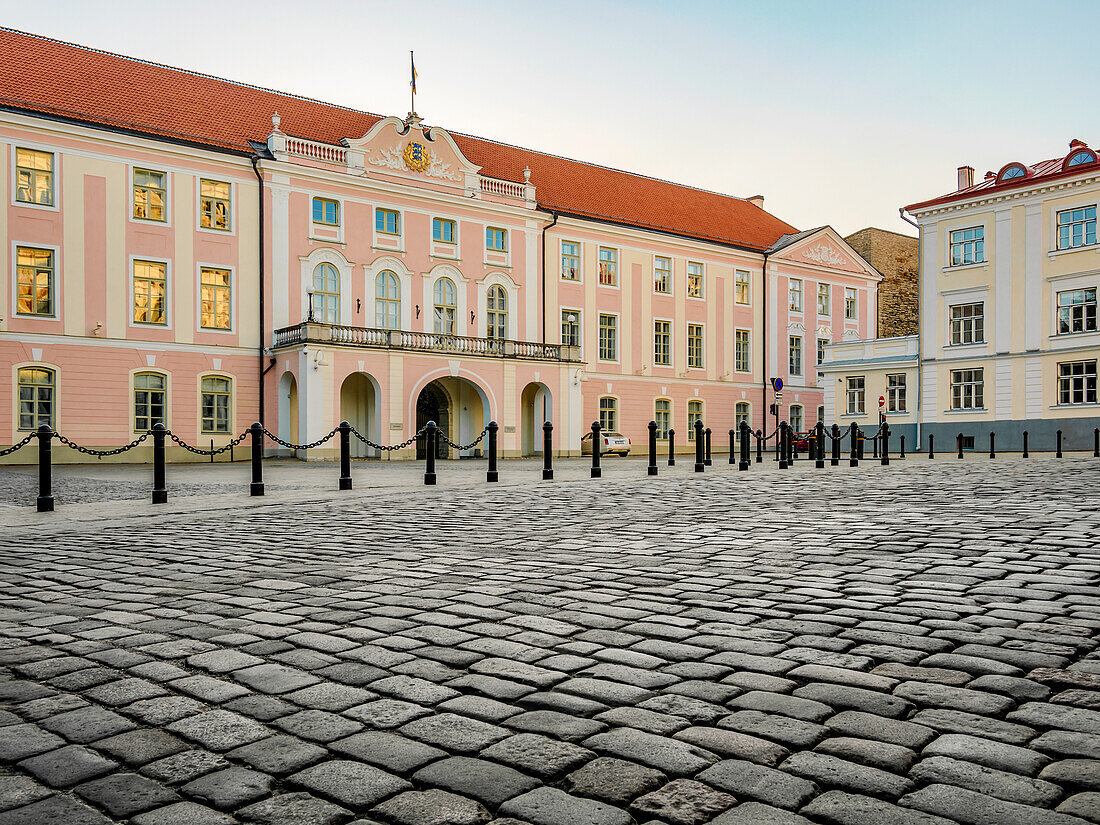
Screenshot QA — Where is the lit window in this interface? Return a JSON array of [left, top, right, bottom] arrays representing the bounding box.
[[375, 271, 400, 329], [654, 320, 671, 366], [654, 256, 671, 294], [687, 262, 703, 298], [687, 400, 703, 440], [887, 373, 906, 412], [950, 368, 984, 410], [735, 401, 750, 430], [201, 376, 232, 433], [15, 148, 53, 206], [817, 337, 828, 365], [312, 197, 339, 226], [200, 179, 231, 230], [1057, 288, 1097, 334], [790, 405, 803, 434], [134, 373, 166, 431], [817, 283, 830, 316], [311, 263, 340, 324], [687, 324, 704, 369], [599, 314, 617, 360], [598, 247, 617, 286], [735, 330, 750, 373], [846, 376, 865, 414], [599, 397, 618, 432], [950, 303, 985, 345], [486, 226, 507, 252], [735, 270, 750, 305], [845, 287, 858, 320], [789, 279, 803, 312], [376, 208, 400, 235], [133, 260, 167, 325], [1058, 360, 1097, 405], [950, 226, 985, 265], [789, 336, 802, 377], [655, 399, 671, 439], [1057, 206, 1097, 250], [487, 285, 508, 340], [561, 241, 580, 280], [433, 218, 455, 244], [433, 278, 456, 334], [133, 168, 167, 221], [200, 267, 231, 329], [561, 310, 581, 347], [15, 246, 53, 316], [17, 367, 54, 430]]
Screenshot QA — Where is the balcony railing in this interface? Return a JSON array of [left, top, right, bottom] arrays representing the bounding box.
[[284, 137, 348, 164], [480, 177, 528, 199], [274, 322, 581, 362]]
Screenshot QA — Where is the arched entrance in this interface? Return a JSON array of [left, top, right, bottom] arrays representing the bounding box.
[[415, 376, 490, 459], [521, 382, 552, 456], [277, 371, 298, 453], [340, 372, 380, 458]]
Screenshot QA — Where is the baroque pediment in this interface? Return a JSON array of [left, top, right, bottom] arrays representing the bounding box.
[[344, 117, 481, 187]]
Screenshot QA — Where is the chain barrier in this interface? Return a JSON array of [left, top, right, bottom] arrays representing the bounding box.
[[166, 428, 250, 456], [53, 431, 151, 457], [259, 426, 339, 453], [0, 432, 36, 458], [438, 426, 489, 452], [348, 425, 428, 453]]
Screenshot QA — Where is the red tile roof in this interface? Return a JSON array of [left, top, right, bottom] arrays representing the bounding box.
[[0, 28, 797, 252]]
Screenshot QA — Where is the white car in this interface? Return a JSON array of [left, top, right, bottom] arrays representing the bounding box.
[[581, 430, 631, 457]]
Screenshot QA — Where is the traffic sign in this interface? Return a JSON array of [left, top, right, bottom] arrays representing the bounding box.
[[775, 392, 783, 401], [772, 377, 783, 392], [879, 395, 885, 408]]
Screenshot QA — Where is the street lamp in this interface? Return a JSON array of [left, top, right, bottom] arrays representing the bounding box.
[[306, 287, 315, 323]]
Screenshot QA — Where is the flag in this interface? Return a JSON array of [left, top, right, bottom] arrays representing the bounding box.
[[410, 51, 417, 94]]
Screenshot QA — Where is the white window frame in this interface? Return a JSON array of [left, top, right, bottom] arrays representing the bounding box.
[[375, 206, 402, 237], [789, 335, 803, 377], [687, 323, 704, 370], [653, 256, 672, 295], [653, 319, 672, 366], [1055, 203, 1098, 252], [1057, 360, 1098, 405], [817, 283, 831, 317], [687, 261, 704, 299], [560, 240, 581, 282], [845, 287, 858, 320], [846, 376, 865, 415], [789, 279, 803, 313], [598, 247, 619, 289], [886, 373, 907, 413], [735, 269, 751, 306], [734, 328, 751, 374], [11, 144, 58, 212], [561, 307, 582, 352], [598, 312, 619, 362], [1056, 286, 1097, 336], [950, 368, 984, 411], [949, 302, 985, 346], [948, 225, 986, 267]]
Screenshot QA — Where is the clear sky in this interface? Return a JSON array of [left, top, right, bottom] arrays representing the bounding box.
[[3, 0, 1097, 237]]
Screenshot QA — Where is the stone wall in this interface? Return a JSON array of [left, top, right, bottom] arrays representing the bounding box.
[[844, 227, 919, 337]]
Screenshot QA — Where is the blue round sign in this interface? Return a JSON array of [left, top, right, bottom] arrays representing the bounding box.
[[773, 377, 783, 392]]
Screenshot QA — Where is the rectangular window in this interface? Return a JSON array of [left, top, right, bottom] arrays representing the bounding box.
[[561, 241, 580, 280], [654, 256, 671, 293], [655, 399, 671, 439], [1057, 288, 1097, 334], [1058, 360, 1097, 405], [561, 310, 581, 347], [687, 400, 703, 440], [134, 373, 166, 431], [950, 302, 985, 345], [200, 267, 232, 330], [17, 367, 54, 430], [199, 179, 231, 230], [1057, 206, 1097, 250], [598, 247, 617, 286], [15, 148, 54, 206], [201, 376, 231, 433], [818, 283, 831, 316], [133, 260, 167, 325], [735, 402, 750, 429], [654, 320, 671, 365], [599, 314, 617, 361], [376, 208, 399, 235], [735, 270, 750, 305], [599, 397, 618, 433], [817, 337, 828, 365], [312, 197, 339, 226], [687, 262, 703, 298], [789, 279, 803, 313], [735, 330, 751, 373], [845, 287, 858, 320], [846, 376, 865, 415], [789, 336, 802, 377], [950, 226, 985, 265], [687, 324, 704, 369], [486, 226, 507, 252], [950, 368, 984, 410], [15, 246, 54, 316], [433, 218, 455, 244], [887, 373, 907, 412], [133, 168, 167, 221]]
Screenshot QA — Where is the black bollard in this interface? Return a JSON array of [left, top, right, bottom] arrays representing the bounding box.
[[648, 421, 659, 477], [928, 433, 935, 459], [704, 427, 712, 466], [152, 423, 168, 503], [542, 421, 554, 480], [785, 423, 794, 468], [1023, 430, 1029, 458], [739, 422, 750, 472], [424, 421, 437, 485], [957, 433, 964, 459], [755, 429, 763, 463], [337, 422, 352, 490], [1095, 428, 1099, 458], [668, 428, 676, 467], [251, 422, 266, 496], [36, 425, 53, 512], [486, 421, 499, 482], [873, 434, 879, 459], [815, 421, 825, 469], [728, 429, 736, 465], [880, 421, 890, 466], [1057, 429, 1063, 458], [849, 423, 859, 467], [857, 430, 865, 460], [989, 431, 995, 460], [694, 420, 705, 472], [831, 424, 840, 466], [900, 434, 906, 459], [591, 421, 602, 478], [779, 422, 789, 470]]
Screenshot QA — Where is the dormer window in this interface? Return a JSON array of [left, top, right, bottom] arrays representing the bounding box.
[[997, 163, 1028, 183], [1065, 149, 1098, 170]]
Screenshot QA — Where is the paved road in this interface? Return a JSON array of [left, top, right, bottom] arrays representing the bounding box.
[[0, 457, 1097, 824]]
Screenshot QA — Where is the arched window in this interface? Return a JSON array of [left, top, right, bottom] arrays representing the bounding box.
[[434, 278, 457, 334], [790, 404, 804, 434], [201, 376, 232, 434], [687, 399, 703, 440], [735, 401, 750, 429], [599, 397, 618, 432], [654, 399, 671, 439], [311, 263, 339, 324], [17, 366, 54, 430], [997, 163, 1027, 183], [1066, 149, 1098, 169], [486, 285, 507, 340], [375, 271, 400, 330], [134, 372, 167, 431]]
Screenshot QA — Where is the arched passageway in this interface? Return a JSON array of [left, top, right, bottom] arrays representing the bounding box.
[[340, 372, 381, 458], [521, 382, 552, 456], [415, 376, 490, 459]]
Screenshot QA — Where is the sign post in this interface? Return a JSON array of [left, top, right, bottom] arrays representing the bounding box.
[[771, 378, 783, 461]]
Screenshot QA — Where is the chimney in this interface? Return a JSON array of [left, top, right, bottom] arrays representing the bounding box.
[[747, 194, 765, 208], [957, 166, 974, 190]]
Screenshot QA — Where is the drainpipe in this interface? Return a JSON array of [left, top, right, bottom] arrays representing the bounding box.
[[252, 157, 266, 426], [899, 207, 921, 447], [540, 211, 558, 343], [761, 250, 770, 429]]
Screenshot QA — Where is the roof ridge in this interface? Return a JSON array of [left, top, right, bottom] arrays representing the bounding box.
[[0, 26, 385, 120]]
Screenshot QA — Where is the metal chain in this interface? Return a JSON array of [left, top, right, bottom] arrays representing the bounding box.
[[166, 429, 250, 456], [53, 431, 151, 457], [259, 426, 339, 452], [0, 432, 37, 457], [438, 426, 488, 452], [348, 425, 428, 452]]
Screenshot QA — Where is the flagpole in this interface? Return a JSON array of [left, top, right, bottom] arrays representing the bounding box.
[[410, 51, 415, 116]]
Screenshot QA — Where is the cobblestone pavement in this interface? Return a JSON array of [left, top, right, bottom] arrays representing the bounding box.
[[0, 457, 1097, 825]]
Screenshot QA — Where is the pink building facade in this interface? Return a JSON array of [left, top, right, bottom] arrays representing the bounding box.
[[0, 30, 880, 461]]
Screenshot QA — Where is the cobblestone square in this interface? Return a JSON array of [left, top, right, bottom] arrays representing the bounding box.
[[0, 456, 1098, 824]]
